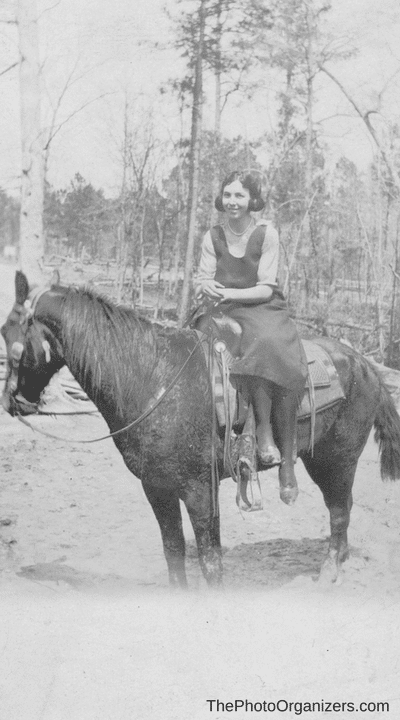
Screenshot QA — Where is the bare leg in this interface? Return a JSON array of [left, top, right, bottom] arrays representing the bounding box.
[[272, 391, 299, 505], [248, 378, 281, 466]]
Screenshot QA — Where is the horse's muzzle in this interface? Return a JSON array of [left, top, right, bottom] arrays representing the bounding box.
[[2, 389, 38, 417]]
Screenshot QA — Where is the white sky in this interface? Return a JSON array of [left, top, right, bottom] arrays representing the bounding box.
[[0, 0, 399, 196]]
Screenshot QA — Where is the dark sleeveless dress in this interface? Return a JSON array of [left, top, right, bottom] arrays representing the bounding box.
[[210, 224, 307, 396]]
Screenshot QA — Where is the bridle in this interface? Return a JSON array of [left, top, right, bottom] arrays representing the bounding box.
[[5, 290, 49, 398], [7, 288, 204, 445]]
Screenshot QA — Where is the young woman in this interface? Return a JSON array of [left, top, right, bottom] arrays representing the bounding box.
[[194, 170, 308, 504]]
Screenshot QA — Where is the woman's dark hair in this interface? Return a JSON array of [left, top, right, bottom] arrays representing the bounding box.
[[215, 170, 266, 213]]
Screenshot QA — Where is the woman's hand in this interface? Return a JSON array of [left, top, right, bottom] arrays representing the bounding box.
[[199, 280, 225, 300]]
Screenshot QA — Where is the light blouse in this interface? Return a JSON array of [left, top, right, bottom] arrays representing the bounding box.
[[194, 219, 279, 295]]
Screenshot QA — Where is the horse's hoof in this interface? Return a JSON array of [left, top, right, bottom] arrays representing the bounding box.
[[279, 485, 299, 505], [318, 570, 341, 586], [318, 557, 341, 585], [258, 445, 281, 467]]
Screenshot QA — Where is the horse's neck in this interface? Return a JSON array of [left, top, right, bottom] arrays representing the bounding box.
[[59, 295, 156, 417]]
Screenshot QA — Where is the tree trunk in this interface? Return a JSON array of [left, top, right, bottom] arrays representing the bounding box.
[[139, 206, 146, 306], [154, 216, 165, 320], [210, 0, 223, 226], [304, 2, 315, 204], [17, 0, 45, 286], [303, 0, 316, 263], [177, 0, 206, 327], [387, 213, 400, 367], [116, 224, 128, 303]]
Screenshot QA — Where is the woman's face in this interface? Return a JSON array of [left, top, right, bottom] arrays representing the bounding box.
[[222, 180, 251, 219]]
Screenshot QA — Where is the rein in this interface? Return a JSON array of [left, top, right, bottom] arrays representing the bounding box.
[[17, 333, 203, 444], [12, 290, 204, 444], [17, 334, 203, 443]]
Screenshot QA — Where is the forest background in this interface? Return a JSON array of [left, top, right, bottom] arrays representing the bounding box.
[[1, 0, 400, 364]]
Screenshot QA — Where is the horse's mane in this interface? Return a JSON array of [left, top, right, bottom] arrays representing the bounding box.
[[60, 286, 169, 416]]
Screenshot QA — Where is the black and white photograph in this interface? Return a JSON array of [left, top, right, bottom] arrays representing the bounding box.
[[1, 0, 400, 718]]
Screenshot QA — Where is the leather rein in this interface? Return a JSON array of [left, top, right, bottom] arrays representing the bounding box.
[[12, 289, 203, 444]]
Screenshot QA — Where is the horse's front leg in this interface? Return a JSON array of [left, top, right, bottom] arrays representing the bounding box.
[[181, 479, 223, 588], [141, 482, 187, 588]]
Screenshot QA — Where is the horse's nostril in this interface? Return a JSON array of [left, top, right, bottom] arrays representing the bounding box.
[[2, 391, 13, 415]]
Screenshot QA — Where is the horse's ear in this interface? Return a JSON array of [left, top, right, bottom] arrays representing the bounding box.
[[15, 271, 29, 305], [51, 269, 61, 287]]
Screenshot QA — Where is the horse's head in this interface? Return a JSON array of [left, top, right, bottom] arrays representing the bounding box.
[[1, 271, 65, 416]]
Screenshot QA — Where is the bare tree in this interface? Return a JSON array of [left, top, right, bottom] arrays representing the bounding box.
[[42, 57, 113, 183], [17, 0, 45, 285], [178, 0, 207, 326], [320, 63, 400, 195]]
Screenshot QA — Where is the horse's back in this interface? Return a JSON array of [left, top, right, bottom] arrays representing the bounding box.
[[303, 335, 378, 396]]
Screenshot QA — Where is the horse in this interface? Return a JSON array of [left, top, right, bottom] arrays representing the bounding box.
[[2, 270, 400, 588]]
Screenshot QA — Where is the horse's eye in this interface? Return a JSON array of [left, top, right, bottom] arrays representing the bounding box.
[[0, 324, 6, 339]]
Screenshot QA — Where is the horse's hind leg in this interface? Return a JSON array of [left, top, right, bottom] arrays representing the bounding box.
[[141, 483, 187, 588], [180, 480, 223, 588], [302, 454, 356, 583]]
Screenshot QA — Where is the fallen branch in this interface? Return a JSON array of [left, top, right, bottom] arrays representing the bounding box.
[[364, 348, 380, 357], [297, 317, 373, 332]]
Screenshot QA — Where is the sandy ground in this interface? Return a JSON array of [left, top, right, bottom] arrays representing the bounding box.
[[1, 261, 400, 719]]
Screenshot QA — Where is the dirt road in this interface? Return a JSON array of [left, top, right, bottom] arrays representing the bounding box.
[[1, 262, 400, 719]]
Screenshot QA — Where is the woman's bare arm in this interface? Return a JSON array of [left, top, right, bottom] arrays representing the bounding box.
[[219, 285, 274, 303]]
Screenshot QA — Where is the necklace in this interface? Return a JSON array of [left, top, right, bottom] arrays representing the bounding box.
[[227, 218, 253, 236]]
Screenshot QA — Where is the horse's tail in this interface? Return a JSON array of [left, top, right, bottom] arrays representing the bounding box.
[[374, 380, 400, 481]]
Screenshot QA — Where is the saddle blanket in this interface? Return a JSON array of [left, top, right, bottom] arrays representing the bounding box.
[[299, 340, 345, 419], [204, 336, 345, 427]]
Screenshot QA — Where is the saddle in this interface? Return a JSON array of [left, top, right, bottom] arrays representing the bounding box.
[[197, 316, 345, 432]]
